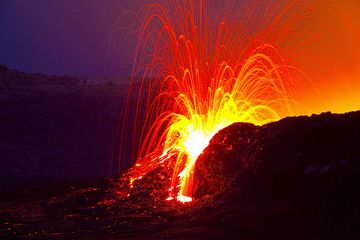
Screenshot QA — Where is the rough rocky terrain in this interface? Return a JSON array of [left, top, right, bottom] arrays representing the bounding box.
[[1, 110, 359, 239]]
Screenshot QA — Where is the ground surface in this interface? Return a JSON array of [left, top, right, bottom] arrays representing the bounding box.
[[1, 111, 360, 239]]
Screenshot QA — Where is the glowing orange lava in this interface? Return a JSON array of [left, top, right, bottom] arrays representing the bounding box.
[[121, 0, 311, 203]]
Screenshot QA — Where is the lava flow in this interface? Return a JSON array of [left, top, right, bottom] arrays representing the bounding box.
[[121, 0, 306, 203]]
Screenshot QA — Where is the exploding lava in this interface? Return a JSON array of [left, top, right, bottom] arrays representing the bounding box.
[[121, 0, 305, 203]]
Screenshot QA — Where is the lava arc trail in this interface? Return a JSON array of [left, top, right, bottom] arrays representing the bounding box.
[[121, 0, 307, 203]]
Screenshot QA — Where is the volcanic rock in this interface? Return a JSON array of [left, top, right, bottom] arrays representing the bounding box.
[[193, 111, 360, 201], [192, 122, 259, 198]]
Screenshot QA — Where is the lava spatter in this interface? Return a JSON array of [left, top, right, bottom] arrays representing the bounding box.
[[121, 0, 307, 202]]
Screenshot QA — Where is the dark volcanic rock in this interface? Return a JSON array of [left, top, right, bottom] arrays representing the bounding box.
[[194, 112, 360, 199], [193, 123, 259, 198], [192, 111, 360, 238]]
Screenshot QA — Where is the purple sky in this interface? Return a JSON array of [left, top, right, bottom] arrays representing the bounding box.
[[0, 0, 145, 77]]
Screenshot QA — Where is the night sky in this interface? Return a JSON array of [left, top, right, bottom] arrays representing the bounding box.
[[0, 0, 359, 112], [0, 0, 144, 77]]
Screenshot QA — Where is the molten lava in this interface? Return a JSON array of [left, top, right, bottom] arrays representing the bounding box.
[[121, 0, 308, 203]]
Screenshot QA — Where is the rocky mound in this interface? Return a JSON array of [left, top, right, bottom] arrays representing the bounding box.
[[194, 111, 360, 199]]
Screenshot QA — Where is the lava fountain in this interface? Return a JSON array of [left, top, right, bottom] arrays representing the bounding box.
[[121, 0, 307, 203]]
